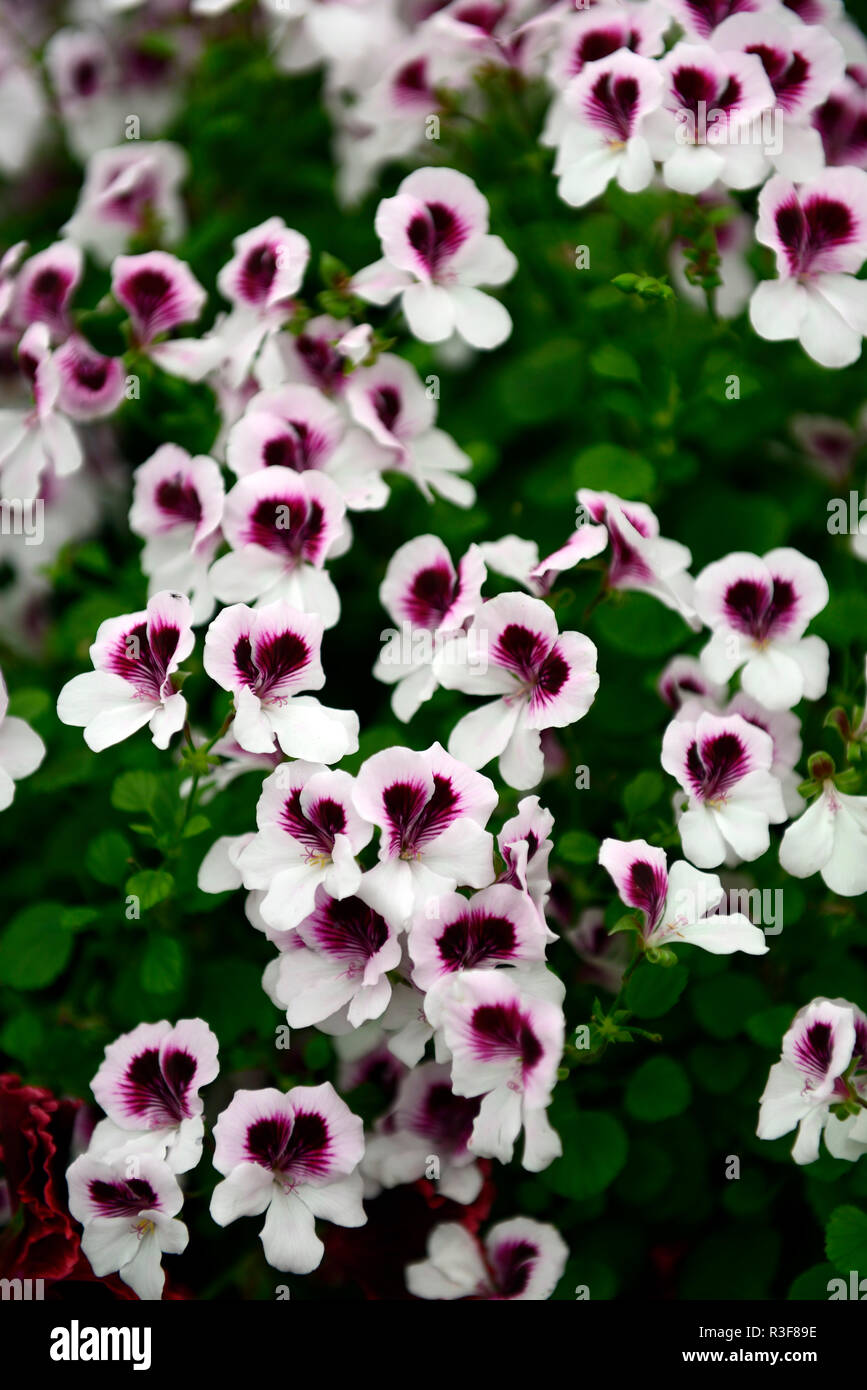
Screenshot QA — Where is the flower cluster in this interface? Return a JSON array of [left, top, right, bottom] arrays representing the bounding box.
[[0, 0, 865, 1307]]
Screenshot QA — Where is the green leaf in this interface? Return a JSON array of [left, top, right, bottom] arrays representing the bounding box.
[[595, 593, 686, 658], [589, 344, 641, 384], [572, 443, 655, 499], [788, 1264, 839, 1300], [61, 907, 101, 933], [140, 935, 185, 994], [745, 1004, 796, 1049], [625, 963, 688, 1018], [626, 1056, 692, 1121], [86, 831, 134, 886], [0, 903, 75, 989], [111, 771, 160, 815], [182, 814, 211, 839], [544, 1109, 628, 1200], [0, 1011, 45, 1063], [826, 1205, 867, 1275], [6, 687, 50, 722], [623, 770, 664, 817], [558, 830, 598, 865], [691, 974, 766, 1039], [126, 869, 174, 910]]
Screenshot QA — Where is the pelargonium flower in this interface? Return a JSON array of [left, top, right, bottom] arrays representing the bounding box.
[[408, 883, 550, 992], [235, 761, 373, 934], [645, 41, 775, 194], [813, 77, 867, 169], [129, 444, 225, 624], [215, 217, 311, 384], [210, 1083, 366, 1274], [0, 323, 82, 500], [0, 667, 45, 811], [54, 335, 126, 421], [547, 2, 669, 94], [345, 353, 475, 507], [475, 531, 609, 598], [87, 1019, 219, 1175], [710, 12, 844, 180], [204, 600, 358, 761], [57, 590, 194, 752], [208, 467, 346, 626], [693, 547, 829, 709], [352, 742, 497, 924], [0, 40, 47, 178], [258, 313, 355, 394], [425, 968, 564, 1171], [791, 411, 861, 483], [374, 534, 486, 722], [435, 592, 599, 790], [362, 1062, 484, 1206], [12, 240, 82, 338], [226, 382, 388, 511], [551, 52, 664, 207], [63, 141, 188, 265], [726, 692, 804, 818], [406, 1216, 568, 1300], [44, 26, 119, 162], [661, 710, 787, 867], [757, 998, 867, 1164], [111, 251, 218, 381], [664, 0, 766, 41], [66, 1151, 188, 1301], [750, 168, 867, 368], [780, 773, 867, 896], [353, 167, 517, 350], [269, 881, 402, 1028], [496, 795, 555, 930], [657, 654, 727, 711], [599, 837, 768, 955], [576, 489, 697, 619]]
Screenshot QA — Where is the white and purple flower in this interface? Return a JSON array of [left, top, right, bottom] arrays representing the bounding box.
[[352, 742, 497, 924], [208, 467, 346, 625], [345, 353, 475, 507], [661, 710, 787, 867], [375, 533, 485, 721], [426, 968, 564, 1171], [270, 880, 402, 1028], [88, 1019, 219, 1174], [129, 444, 225, 624], [362, 1062, 483, 1205], [66, 1151, 188, 1301], [750, 168, 867, 368], [0, 666, 45, 810], [435, 592, 599, 790], [408, 883, 550, 992], [210, 1083, 366, 1274], [693, 547, 830, 709], [57, 590, 194, 752], [203, 600, 359, 761], [236, 761, 373, 934], [757, 998, 867, 1164], [406, 1216, 568, 1300], [353, 167, 517, 350], [599, 837, 768, 955], [551, 52, 664, 207]]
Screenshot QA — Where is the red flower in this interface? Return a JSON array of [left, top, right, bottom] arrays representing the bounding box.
[[0, 1074, 83, 1282]]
